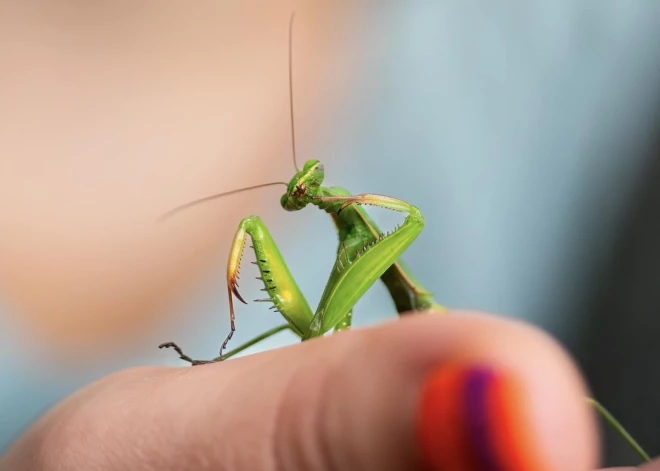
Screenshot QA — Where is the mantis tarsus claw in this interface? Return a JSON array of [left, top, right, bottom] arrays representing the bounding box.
[[159, 342, 207, 365]]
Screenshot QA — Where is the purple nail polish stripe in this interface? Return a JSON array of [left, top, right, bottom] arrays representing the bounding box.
[[464, 367, 503, 471]]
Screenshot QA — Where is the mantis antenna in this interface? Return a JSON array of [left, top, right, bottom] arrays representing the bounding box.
[[159, 12, 300, 222], [158, 181, 288, 221], [289, 12, 300, 172]]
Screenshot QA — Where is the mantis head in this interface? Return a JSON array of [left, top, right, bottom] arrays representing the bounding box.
[[280, 159, 324, 211]]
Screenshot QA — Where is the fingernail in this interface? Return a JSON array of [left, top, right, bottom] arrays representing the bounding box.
[[416, 363, 550, 471]]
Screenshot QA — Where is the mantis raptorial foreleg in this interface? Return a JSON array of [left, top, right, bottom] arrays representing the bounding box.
[[303, 193, 429, 339], [334, 310, 352, 332], [161, 215, 312, 363], [324, 185, 445, 314]]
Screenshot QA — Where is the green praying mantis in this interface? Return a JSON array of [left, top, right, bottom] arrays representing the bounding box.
[[159, 162, 444, 363], [158, 13, 446, 366], [157, 13, 651, 464]]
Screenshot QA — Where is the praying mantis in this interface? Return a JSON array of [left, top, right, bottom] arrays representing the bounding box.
[[158, 13, 446, 366], [157, 13, 650, 464]]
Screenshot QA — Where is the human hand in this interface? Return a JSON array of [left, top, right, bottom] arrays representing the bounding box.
[[1, 312, 647, 470]]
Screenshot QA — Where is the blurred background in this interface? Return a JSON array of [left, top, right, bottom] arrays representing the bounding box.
[[1, 2, 659, 466]]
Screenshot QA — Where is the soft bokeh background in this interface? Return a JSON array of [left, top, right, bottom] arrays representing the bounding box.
[[1, 2, 660, 466]]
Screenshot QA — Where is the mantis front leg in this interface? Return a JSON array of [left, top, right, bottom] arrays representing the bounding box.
[[334, 310, 352, 332], [161, 215, 314, 364], [304, 193, 430, 339], [325, 186, 446, 314]]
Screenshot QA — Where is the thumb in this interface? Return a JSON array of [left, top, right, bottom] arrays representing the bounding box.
[[3, 312, 600, 471]]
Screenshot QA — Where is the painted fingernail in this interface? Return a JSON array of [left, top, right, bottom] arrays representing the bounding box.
[[417, 363, 550, 471]]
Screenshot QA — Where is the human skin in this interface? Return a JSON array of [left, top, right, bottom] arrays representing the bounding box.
[[0, 2, 353, 354], [4, 311, 655, 471]]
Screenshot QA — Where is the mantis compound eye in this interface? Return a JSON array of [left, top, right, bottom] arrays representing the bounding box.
[[280, 193, 291, 210], [280, 192, 303, 211]]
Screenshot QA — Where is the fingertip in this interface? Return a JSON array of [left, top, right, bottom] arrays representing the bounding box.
[[405, 313, 600, 471], [417, 362, 571, 471], [15, 312, 602, 471], [320, 312, 600, 471]]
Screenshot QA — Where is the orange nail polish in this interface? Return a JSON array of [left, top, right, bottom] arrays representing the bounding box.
[[416, 364, 550, 471]]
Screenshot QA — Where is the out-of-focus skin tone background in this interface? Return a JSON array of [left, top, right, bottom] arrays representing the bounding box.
[[0, 0, 374, 363], [0, 2, 353, 353], [2, 2, 660, 466], [0, 0, 365, 451]]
